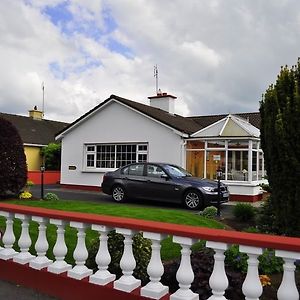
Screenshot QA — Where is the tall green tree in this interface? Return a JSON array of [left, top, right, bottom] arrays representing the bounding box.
[[260, 60, 300, 236], [41, 143, 61, 170], [0, 117, 27, 196]]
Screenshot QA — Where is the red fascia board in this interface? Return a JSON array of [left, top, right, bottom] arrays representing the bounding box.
[[0, 203, 299, 252]]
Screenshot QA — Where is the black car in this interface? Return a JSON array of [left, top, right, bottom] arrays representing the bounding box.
[[101, 162, 229, 210]]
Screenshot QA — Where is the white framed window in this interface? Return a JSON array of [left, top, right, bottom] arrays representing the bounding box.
[[85, 143, 148, 169]]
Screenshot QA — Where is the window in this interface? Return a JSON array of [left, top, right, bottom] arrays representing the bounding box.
[[85, 143, 148, 169], [128, 164, 144, 176], [146, 165, 165, 178]]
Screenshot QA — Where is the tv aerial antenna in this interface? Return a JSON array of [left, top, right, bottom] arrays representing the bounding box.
[[154, 64, 159, 94], [41, 81, 45, 117]]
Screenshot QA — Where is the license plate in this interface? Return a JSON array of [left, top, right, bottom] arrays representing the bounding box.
[[222, 192, 229, 198]]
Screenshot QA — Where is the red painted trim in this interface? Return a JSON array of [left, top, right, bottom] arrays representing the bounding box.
[[0, 259, 152, 300], [230, 193, 263, 203], [28, 171, 60, 185], [0, 203, 299, 252], [61, 184, 101, 192]]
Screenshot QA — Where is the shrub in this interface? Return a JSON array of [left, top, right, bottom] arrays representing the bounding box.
[[41, 143, 61, 170], [0, 117, 27, 196], [19, 191, 32, 200], [233, 203, 256, 222], [200, 206, 218, 219], [225, 245, 283, 275], [87, 231, 151, 284], [44, 192, 59, 201], [256, 196, 279, 234]]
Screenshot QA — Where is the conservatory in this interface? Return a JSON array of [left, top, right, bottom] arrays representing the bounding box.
[[185, 114, 266, 201]]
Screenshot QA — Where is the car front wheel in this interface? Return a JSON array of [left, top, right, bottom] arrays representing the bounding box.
[[183, 190, 203, 210], [112, 185, 126, 202]]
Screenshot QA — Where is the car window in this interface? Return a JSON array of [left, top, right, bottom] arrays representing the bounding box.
[[164, 164, 192, 177], [128, 164, 144, 176], [146, 165, 166, 178], [122, 166, 129, 175]]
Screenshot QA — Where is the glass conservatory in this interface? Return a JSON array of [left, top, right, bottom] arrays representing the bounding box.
[[185, 115, 266, 201]]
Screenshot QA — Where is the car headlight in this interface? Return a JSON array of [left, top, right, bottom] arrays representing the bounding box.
[[202, 186, 217, 193]]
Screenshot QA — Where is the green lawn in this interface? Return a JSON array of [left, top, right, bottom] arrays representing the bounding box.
[[1, 199, 224, 263]]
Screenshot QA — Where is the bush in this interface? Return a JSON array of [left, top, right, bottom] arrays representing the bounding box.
[[256, 197, 279, 234], [0, 117, 27, 196], [44, 192, 59, 201], [19, 191, 32, 200], [225, 245, 283, 275], [87, 231, 151, 284], [233, 203, 256, 222], [200, 206, 218, 219], [41, 143, 61, 170]]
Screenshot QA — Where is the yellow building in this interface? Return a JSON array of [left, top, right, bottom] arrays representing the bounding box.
[[0, 108, 68, 171]]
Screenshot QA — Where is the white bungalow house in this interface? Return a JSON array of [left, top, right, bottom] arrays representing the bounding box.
[[55, 92, 265, 201]]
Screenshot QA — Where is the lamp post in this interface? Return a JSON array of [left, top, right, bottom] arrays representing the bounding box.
[[216, 168, 223, 218], [40, 165, 45, 200]]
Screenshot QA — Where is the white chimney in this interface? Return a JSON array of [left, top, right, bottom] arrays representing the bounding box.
[[148, 91, 177, 114]]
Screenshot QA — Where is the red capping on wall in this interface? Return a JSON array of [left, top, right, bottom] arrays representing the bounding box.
[[28, 171, 60, 185], [230, 193, 263, 203], [0, 203, 300, 253], [0, 259, 154, 300], [60, 184, 101, 192]]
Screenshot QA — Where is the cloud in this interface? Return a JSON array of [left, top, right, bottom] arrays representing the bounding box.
[[1, 0, 300, 123]]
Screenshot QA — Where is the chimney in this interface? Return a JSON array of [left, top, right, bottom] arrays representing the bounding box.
[[148, 90, 177, 114], [29, 106, 43, 120]]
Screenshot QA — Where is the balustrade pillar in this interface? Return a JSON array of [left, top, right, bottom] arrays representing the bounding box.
[[48, 219, 72, 274], [68, 222, 92, 280], [0, 211, 17, 260], [141, 232, 168, 299], [89, 225, 116, 285], [206, 241, 229, 300], [114, 228, 141, 293], [276, 250, 300, 300], [13, 214, 35, 264], [240, 245, 263, 300], [170, 236, 198, 300], [29, 216, 52, 270]]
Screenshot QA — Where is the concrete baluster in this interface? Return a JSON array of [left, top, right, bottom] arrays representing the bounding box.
[[30, 216, 53, 269], [276, 250, 300, 300], [206, 241, 229, 300], [89, 225, 116, 285], [0, 211, 17, 260], [170, 236, 199, 300], [13, 214, 35, 264], [68, 222, 92, 280], [141, 232, 168, 299], [48, 219, 72, 274], [114, 228, 141, 292], [240, 245, 263, 300]]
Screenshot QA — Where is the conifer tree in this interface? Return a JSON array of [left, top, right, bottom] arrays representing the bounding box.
[[0, 117, 27, 196], [260, 59, 300, 236]]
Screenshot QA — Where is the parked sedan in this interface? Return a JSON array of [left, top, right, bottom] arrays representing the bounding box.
[[101, 162, 229, 210]]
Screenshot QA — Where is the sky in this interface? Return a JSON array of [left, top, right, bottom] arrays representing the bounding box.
[[1, 0, 300, 123]]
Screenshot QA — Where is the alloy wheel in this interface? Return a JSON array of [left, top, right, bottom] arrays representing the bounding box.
[[112, 186, 125, 202], [185, 191, 200, 209]]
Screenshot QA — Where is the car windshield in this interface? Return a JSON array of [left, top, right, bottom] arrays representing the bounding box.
[[164, 164, 192, 177]]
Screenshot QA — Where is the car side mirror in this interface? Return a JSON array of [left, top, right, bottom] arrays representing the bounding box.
[[161, 174, 169, 180]]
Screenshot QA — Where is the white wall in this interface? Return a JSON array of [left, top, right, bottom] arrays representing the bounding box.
[[60, 101, 184, 187]]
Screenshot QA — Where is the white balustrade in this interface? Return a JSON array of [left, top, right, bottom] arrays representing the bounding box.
[[240, 245, 263, 300], [141, 232, 168, 299], [89, 225, 116, 285], [0, 206, 299, 300], [206, 241, 229, 300], [276, 250, 300, 300], [13, 214, 35, 264], [29, 216, 53, 270], [48, 219, 72, 274], [0, 211, 17, 260], [68, 221, 92, 280], [114, 228, 141, 292], [170, 236, 199, 300]]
